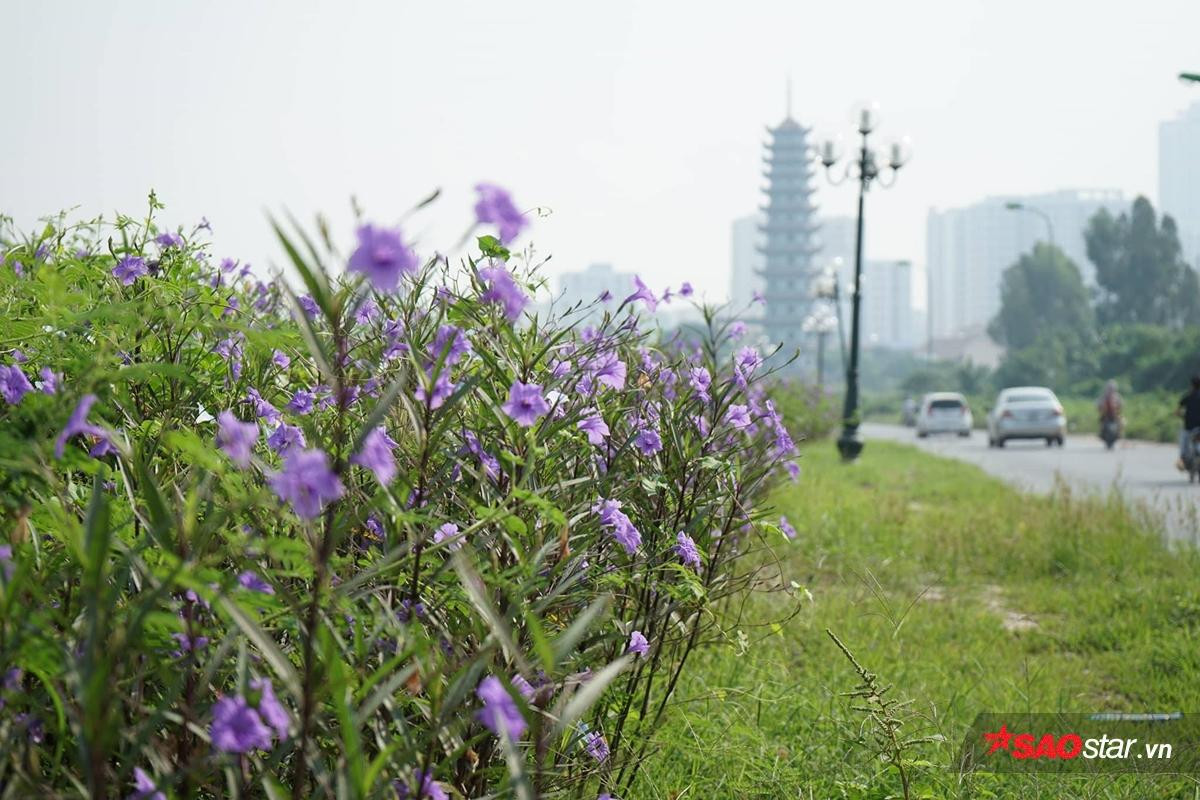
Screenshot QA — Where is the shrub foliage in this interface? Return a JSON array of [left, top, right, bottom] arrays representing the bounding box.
[[0, 193, 800, 798]]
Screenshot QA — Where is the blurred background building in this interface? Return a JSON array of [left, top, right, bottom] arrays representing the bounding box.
[[757, 114, 821, 354], [1159, 100, 1200, 270], [925, 189, 1125, 342]]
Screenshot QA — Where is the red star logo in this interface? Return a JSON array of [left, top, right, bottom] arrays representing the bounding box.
[[983, 724, 1013, 754]]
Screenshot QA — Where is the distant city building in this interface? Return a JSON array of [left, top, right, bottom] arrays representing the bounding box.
[[757, 114, 821, 353], [557, 262, 633, 316], [1159, 101, 1200, 269], [729, 213, 765, 310], [861, 259, 917, 349], [817, 214, 860, 341], [926, 189, 1125, 341]]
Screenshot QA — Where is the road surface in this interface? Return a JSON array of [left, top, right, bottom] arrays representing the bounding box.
[[860, 423, 1200, 544]]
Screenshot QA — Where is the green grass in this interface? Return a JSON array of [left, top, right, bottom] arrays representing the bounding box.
[[637, 441, 1200, 799]]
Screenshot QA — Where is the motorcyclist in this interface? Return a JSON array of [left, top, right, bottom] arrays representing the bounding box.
[[1176, 375, 1200, 471], [1097, 380, 1123, 438]]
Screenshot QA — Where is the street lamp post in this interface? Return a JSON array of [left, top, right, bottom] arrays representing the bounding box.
[[809, 265, 842, 390], [1004, 201, 1055, 247], [802, 307, 837, 387], [818, 105, 908, 462]]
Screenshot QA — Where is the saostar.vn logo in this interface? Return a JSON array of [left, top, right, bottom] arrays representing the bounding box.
[[982, 723, 1173, 761]]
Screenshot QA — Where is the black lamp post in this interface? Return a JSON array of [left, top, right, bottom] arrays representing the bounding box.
[[818, 105, 908, 461]]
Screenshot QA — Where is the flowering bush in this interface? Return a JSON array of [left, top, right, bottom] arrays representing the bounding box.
[[0, 190, 800, 798]]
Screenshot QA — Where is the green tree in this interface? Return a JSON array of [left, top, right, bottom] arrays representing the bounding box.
[[1085, 196, 1200, 327], [988, 242, 1094, 351]]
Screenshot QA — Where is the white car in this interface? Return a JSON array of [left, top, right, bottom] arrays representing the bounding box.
[[987, 386, 1066, 448], [916, 392, 973, 438]]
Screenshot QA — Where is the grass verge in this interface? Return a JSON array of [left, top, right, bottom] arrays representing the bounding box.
[[637, 441, 1200, 799]]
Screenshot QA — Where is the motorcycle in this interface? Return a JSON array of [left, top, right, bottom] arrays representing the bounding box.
[[1099, 417, 1120, 450]]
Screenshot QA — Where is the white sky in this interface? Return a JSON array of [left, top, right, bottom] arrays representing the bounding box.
[[4, 0, 1199, 305]]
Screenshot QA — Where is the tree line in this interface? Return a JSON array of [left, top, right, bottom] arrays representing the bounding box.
[[987, 196, 1200, 394]]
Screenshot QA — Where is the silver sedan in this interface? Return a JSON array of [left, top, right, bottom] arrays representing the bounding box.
[[987, 386, 1066, 447]]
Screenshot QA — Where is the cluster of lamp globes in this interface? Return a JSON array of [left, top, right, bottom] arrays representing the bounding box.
[[813, 102, 912, 183]]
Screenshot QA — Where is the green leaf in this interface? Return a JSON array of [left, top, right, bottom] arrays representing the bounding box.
[[477, 235, 510, 261], [451, 551, 530, 675], [552, 655, 631, 735], [217, 596, 302, 700], [550, 595, 610, 665]]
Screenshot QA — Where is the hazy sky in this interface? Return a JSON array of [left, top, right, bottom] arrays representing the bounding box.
[[4, 1, 1199, 305]]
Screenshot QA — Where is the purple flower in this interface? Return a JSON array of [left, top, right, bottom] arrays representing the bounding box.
[[268, 448, 345, 519], [297, 294, 320, 317], [171, 631, 210, 658], [247, 387, 281, 424], [0, 545, 13, 581], [593, 498, 642, 554], [729, 321, 747, 338], [217, 412, 258, 468], [474, 183, 528, 243], [210, 695, 273, 753], [286, 389, 314, 415], [780, 516, 797, 540], [680, 281, 694, 297], [54, 394, 108, 459], [479, 264, 529, 321], [586, 352, 627, 391], [394, 771, 448, 800], [511, 673, 535, 701], [735, 346, 762, 376], [11, 349, 27, 364], [475, 675, 527, 738], [633, 427, 662, 456], [551, 359, 572, 380], [0, 366, 33, 405], [237, 570, 274, 595], [675, 531, 701, 571], [364, 514, 385, 543], [130, 766, 166, 800], [16, 713, 44, 744], [354, 297, 380, 325], [432, 324, 472, 365], [250, 677, 290, 739], [214, 336, 244, 379], [585, 730, 610, 762], [39, 367, 60, 395], [577, 412, 610, 446], [348, 224, 418, 292], [725, 404, 752, 431], [502, 381, 550, 427], [415, 370, 455, 410], [463, 430, 501, 481], [271, 350, 291, 368], [155, 232, 184, 248], [433, 522, 462, 550], [112, 256, 149, 285], [627, 630, 649, 658], [688, 367, 711, 400], [624, 276, 658, 312], [784, 461, 801, 481], [352, 427, 398, 485], [266, 423, 306, 456]]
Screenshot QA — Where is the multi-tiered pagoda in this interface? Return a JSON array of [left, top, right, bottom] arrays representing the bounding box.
[[757, 115, 821, 354]]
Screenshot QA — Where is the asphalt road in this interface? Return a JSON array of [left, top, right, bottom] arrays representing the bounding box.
[[860, 422, 1200, 544]]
